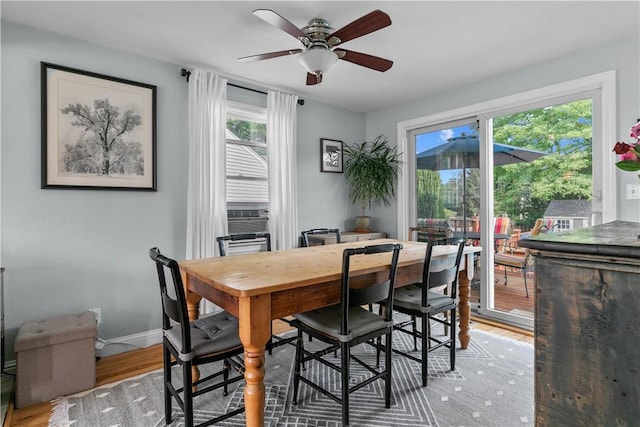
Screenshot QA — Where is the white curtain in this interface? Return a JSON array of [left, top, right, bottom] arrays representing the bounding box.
[[267, 90, 299, 249], [186, 69, 228, 314]]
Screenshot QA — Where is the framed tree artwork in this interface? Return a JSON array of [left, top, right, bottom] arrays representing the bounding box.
[[320, 138, 343, 173], [41, 62, 157, 190]]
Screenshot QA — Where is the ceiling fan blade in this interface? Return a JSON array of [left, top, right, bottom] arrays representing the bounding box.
[[335, 49, 393, 72], [238, 49, 303, 62], [253, 9, 310, 44], [306, 72, 322, 86], [328, 10, 391, 47]]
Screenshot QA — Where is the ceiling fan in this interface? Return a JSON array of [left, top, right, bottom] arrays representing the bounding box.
[[238, 9, 393, 85]]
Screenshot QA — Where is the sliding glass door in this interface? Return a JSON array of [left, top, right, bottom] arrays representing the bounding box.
[[412, 119, 479, 236], [399, 72, 615, 329], [478, 97, 594, 327]]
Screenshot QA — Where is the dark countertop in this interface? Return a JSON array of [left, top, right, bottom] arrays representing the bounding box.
[[518, 220, 640, 259]]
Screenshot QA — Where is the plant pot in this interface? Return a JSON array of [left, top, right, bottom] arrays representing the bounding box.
[[354, 216, 370, 232]]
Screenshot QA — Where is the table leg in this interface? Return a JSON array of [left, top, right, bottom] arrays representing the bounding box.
[[239, 295, 271, 427], [458, 268, 471, 349]]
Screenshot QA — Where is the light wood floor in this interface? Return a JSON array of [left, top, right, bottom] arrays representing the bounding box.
[[4, 318, 533, 427]]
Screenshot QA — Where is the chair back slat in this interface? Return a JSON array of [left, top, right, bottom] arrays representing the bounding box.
[[427, 267, 459, 291], [161, 294, 181, 324], [217, 232, 271, 256], [349, 279, 391, 307], [149, 247, 192, 354]]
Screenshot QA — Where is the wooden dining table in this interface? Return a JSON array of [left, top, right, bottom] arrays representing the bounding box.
[[179, 239, 481, 427]]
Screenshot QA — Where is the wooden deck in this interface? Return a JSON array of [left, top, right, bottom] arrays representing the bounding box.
[[470, 267, 534, 316]]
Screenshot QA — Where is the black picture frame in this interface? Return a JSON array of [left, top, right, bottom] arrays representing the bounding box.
[[320, 138, 343, 173], [41, 62, 157, 190]]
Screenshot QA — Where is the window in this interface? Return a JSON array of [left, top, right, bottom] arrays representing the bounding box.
[[226, 101, 269, 233], [556, 219, 571, 230], [226, 101, 268, 208]]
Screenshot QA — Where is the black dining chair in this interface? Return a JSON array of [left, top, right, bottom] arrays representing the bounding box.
[[216, 232, 295, 354], [300, 228, 341, 247], [386, 240, 465, 387], [149, 247, 245, 427], [290, 243, 402, 426]]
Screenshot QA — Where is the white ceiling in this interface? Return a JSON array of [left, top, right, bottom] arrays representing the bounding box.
[[2, 1, 637, 113]]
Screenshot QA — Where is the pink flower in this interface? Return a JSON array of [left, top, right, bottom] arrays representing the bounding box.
[[614, 123, 640, 171], [621, 147, 639, 161]]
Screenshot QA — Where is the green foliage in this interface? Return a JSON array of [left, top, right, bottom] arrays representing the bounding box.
[[492, 99, 592, 230], [416, 169, 445, 217], [463, 169, 480, 217], [226, 119, 267, 143], [226, 119, 267, 158], [343, 135, 402, 215], [616, 159, 640, 172]]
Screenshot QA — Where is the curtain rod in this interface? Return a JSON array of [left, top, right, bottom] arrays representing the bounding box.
[[180, 68, 304, 106]]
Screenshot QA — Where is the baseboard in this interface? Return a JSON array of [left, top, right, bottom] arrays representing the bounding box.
[[95, 328, 163, 358]]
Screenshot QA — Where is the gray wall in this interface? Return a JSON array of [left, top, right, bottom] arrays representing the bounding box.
[[1, 21, 190, 360], [297, 100, 364, 232], [365, 35, 640, 235], [0, 21, 362, 360]]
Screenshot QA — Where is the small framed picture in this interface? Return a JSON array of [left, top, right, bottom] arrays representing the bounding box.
[[320, 138, 343, 173], [41, 62, 157, 190]]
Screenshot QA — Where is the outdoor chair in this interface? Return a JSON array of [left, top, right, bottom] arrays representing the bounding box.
[[493, 216, 513, 252], [149, 247, 245, 427], [385, 240, 465, 387], [493, 218, 554, 298], [290, 243, 402, 426], [300, 228, 341, 247]]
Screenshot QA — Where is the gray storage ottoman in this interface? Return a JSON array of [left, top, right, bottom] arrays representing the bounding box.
[[14, 311, 97, 408]]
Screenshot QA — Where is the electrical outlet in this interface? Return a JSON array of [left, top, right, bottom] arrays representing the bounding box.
[[89, 307, 101, 326], [626, 184, 640, 200]]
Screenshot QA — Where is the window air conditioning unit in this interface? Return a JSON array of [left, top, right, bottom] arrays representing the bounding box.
[[227, 209, 269, 234]]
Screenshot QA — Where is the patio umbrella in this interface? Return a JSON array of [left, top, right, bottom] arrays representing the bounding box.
[[416, 135, 546, 234]]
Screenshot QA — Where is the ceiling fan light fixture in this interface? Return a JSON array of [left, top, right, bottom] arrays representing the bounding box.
[[298, 48, 338, 75]]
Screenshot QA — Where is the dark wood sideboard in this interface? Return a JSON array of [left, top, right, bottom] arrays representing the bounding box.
[[519, 221, 640, 426]]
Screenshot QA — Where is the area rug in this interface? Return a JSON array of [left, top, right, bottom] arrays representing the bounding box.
[[49, 328, 533, 427]]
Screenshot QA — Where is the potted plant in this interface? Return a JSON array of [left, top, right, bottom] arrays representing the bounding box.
[[343, 135, 402, 231]]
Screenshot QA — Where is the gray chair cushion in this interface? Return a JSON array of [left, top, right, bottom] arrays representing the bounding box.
[[165, 310, 242, 361], [293, 305, 393, 342], [394, 285, 456, 314]]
